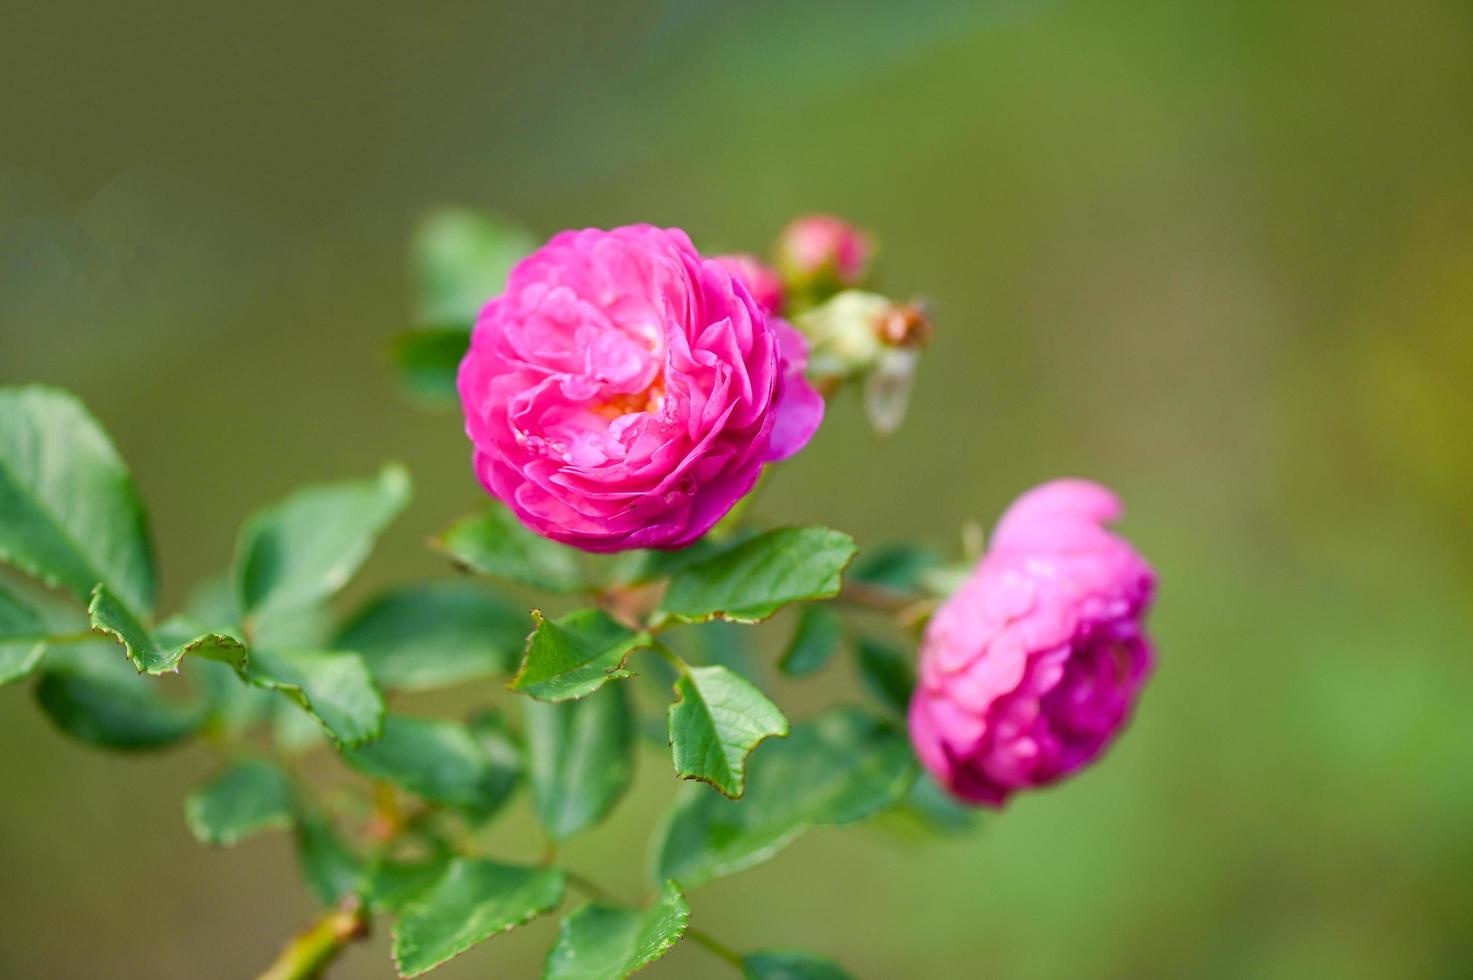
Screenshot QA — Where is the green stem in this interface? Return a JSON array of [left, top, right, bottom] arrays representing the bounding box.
[[685, 926, 745, 971], [254, 898, 368, 980], [649, 640, 688, 674], [563, 869, 619, 904], [836, 580, 917, 614]]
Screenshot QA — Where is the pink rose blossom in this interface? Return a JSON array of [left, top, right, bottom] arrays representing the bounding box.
[[909, 480, 1156, 806], [457, 225, 824, 552], [775, 214, 872, 288], [712, 253, 784, 315]]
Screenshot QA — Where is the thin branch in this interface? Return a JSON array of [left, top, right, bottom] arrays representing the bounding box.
[[835, 580, 919, 615], [685, 926, 745, 971], [254, 898, 369, 980]]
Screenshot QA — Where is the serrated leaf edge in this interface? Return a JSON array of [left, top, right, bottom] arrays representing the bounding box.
[[88, 584, 248, 676], [508, 609, 650, 703], [245, 656, 386, 750], [667, 668, 790, 800], [653, 526, 859, 627], [390, 865, 567, 978]]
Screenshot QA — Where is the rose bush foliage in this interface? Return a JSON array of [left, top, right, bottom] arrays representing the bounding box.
[[0, 210, 1155, 980]]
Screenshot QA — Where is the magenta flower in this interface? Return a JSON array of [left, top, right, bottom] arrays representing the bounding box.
[[712, 253, 785, 315], [909, 480, 1156, 806], [457, 225, 824, 552], [775, 214, 873, 289]]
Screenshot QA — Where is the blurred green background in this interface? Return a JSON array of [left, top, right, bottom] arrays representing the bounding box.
[[4, 0, 1473, 976]]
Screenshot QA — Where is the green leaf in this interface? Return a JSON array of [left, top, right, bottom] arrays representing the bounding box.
[[849, 542, 940, 591], [272, 694, 329, 753], [295, 809, 364, 906], [651, 708, 917, 888], [0, 581, 45, 640], [743, 950, 855, 980], [0, 639, 45, 685], [525, 685, 634, 841], [853, 636, 915, 717], [890, 771, 979, 837], [195, 658, 274, 736], [367, 855, 452, 913], [392, 328, 472, 405], [436, 506, 584, 594], [392, 858, 565, 978], [0, 582, 46, 684], [184, 759, 294, 846], [511, 609, 649, 702], [344, 715, 519, 819], [234, 464, 411, 621], [411, 208, 536, 328], [336, 581, 527, 690], [655, 527, 857, 625], [468, 708, 523, 771], [89, 586, 247, 675], [778, 605, 842, 678], [34, 643, 201, 750], [245, 648, 384, 748], [668, 665, 788, 799], [544, 880, 689, 980], [602, 534, 744, 587], [0, 386, 156, 617]]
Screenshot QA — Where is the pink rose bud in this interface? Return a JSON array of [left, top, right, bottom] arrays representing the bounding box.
[[712, 253, 785, 316], [775, 214, 873, 292], [457, 225, 824, 552], [909, 480, 1156, 806]]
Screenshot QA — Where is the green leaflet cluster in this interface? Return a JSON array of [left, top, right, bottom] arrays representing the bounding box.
[[0, 214, 969, 980]]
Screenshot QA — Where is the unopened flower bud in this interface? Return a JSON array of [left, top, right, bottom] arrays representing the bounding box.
[[775, 214, 873, 295]]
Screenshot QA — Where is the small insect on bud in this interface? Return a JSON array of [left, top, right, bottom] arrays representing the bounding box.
[[876, 297, 934, 348], [795, 290, 935, 435]]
